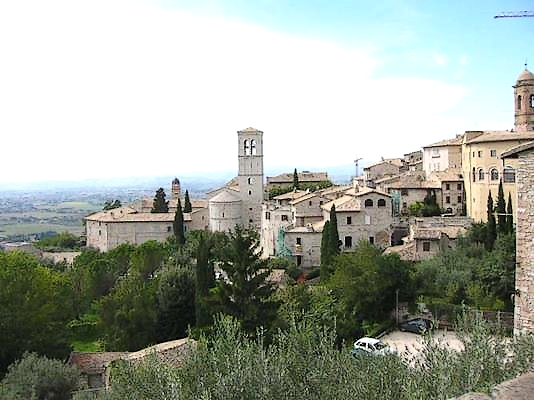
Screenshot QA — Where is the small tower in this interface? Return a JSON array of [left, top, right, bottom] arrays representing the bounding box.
[[514, 67, 534, 132], [171, 177, 181, 200], [237, 127, 264, 229]]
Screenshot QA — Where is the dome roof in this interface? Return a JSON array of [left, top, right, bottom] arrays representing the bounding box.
[[517, 68, 534, 82], [209, 189, 241, 203]]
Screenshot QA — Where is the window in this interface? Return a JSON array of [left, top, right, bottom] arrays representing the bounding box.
[[423, 241, 431, 252], [472, 152, 475, 157], [457, 183, 462, 190], [345, 236, 352, 248], [248, 190, 252, 195], [445, 183, 450, 190], [281, 215, 288, 221], [167, 226, 171, 232], [432, 149, 440, 158], [222, 212, 225, 217], [249, 207, 253, 211], [244, 139, 250, 155], [531, 94, 534, 108], [490, 168, 499, 181], [319, 200, 324, 205], [265, 211, 271, 220], [309, 201, 312, 206], [296, 237, 302, 245], [457, 195, 462, 203], [98, 221, 101, 226], [98, 230, 101, 236], [478, 151, 482, 157], [446, 196, 450, 204], [249, 219, 253, 223], [401, 189, 408, 196], [365, 215, 371, 225], [472, 167, 476, 182], [490, 149, 497, 157], [369, 236, 374, 245], [377, 199, 386, 207], [478, 169, 485, 181], [346, 216, 352, 225], [364, 199, 373, 208], [296, 255, 302, 267], [250, 139, 257, 155], [402, 202, 407, 209], [504, 166, 516, 183], [518, 95, 522, 110]]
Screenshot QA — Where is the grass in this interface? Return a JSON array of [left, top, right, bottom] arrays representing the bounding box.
[[71, 339, 105, 352], [0, 223, 84, 236]]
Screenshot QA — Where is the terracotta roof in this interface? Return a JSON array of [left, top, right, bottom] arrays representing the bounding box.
[[387, 174, 441, 190], [364, 158, 403, 170], [168, 199, 208, 209], [209, 189, 242, 203], [383, 242, 416, 261], [413, 226, 467, 240], [464, 130, 534, 144], [423, 136, 463, 148], [517, 68, 534, 82], [343, 186, 391, 198], [273, 190, 308, 201], [501, 141, 534, 158], [68, 352, 127, 374], [429, 169, 464, 182], [289, 192, 321, 205], [238, 127, 262, 133], [85, 207, 192, 223]]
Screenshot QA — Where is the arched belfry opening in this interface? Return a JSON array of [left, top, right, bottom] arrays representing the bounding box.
[[250, 139, 256, 155], [244, 139, 250, 156], [518, 95, 522, 110]]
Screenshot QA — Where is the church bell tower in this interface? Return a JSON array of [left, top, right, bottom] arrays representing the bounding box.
[[514, 67, 534, 132], [237, 127, 264, 229]]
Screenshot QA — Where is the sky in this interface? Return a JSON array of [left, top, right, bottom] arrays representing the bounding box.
[[0, 0, 533, 184]]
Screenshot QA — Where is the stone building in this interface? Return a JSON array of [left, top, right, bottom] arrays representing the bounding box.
[[422, 136, 462, 177], [363, 158, 403, 188], [501, 141, 534, 334], [429, 169, 465, 215], [86, 127, 264, 251]]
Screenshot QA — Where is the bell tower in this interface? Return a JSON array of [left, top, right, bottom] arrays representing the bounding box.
[[514, 67, 534, 132], [237, 127, 264, 229]]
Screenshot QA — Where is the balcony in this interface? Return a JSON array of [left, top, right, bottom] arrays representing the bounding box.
[[294, 244, 303, 255]]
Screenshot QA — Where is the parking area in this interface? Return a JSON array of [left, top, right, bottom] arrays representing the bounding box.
[[381, 330, 463, 359]]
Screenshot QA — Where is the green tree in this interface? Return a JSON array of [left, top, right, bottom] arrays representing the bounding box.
[[496, 180, 506, 234], [320, 205, 340, 280], [131, 240, 167, 280], [215, 226, 278, 334], [103, 199, 122, 210], [422, 189, 441, 217], [184, 190, 192, 213], [293, 168, 299, 190], [0, 252, 73, 373], [194, 231, 218, 329], [506, 192, 514, 233], [99, 271, 157, 351], [151, 187, 169, 213], [0, 352, 81, 400], [156, 267, 195, 341], [486, 191, 497, 251], [173, 198, 185, 245], [329, 204, 340, 257]]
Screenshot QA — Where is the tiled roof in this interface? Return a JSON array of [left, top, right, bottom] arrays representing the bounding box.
[[413, 226, 467, 240], [364, 158, 404, 170], [209, 189, 242, 203], [273, 190, 308, 201], [383, 242, 416, 261], [344, 186, 391, 198], [85, 207, 192, 223], [423, 136, 463, 148], [238, 127, 262, 133], [501, 141, 534, 158], [464, 130, 534, 144], [289, 192, 321, 205], [68, 352, 127, 374], [429, 169, 464, 182]]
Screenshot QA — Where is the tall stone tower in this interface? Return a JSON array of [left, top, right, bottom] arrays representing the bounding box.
[[514, 68, 534, 132], [237, 127, 264, 229], [171, 177, 181, 200]]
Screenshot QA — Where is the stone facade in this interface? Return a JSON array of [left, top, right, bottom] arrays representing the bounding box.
[[501, 142, 534, 334], [266, 171, 329, 191], [422, 136, 462, 177], [364, 158, 403, 187]]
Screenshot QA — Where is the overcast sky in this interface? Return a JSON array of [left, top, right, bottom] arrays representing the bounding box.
[[0, 0, 532, 183]]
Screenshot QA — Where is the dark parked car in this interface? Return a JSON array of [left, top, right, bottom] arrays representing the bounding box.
[[398, 318, 434, 334]]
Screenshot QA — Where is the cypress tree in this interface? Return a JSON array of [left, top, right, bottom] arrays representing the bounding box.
[[195, 232, 215, 328], [486, 191, 496, 251], [506, 192, 514, 233], [151, 188, 169, 213], [173, 198, 185, 245], [329, 204, 340, 257], [184, 190, 192, 213], [293, 168, 299, 190], [496, 180, 506, 234], [320, 220, 331, 279]]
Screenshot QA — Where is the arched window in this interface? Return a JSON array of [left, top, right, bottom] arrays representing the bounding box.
[[518, 95, 522, 111], [472, 167, 476, 182], [364, 199, 373, 208], [531, 94, 534, 108], [478, 168, 485, 181], [250, 139, 257, 155], [244, 139, 250, 155], [490, 168, 499, 181], [377, 198, 386, 207], [503, 166, 516, 183]]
